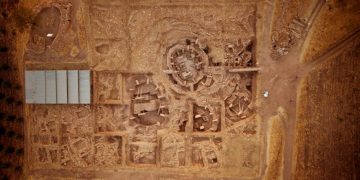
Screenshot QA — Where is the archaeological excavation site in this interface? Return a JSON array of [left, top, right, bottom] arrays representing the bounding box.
[[0, 0, 359, 179]]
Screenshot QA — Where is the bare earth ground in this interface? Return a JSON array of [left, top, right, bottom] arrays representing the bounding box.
[[294, 35, 360, 180], [4, 0, 359, 179]]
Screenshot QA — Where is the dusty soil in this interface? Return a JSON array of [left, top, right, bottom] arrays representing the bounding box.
[[294, 36, 360, 180], [301, 0, 360, 63], [0, 1, 25, 179], [2, 0, 358, 179]]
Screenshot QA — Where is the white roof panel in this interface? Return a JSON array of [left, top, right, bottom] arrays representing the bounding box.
[[67, 70, 79, 104], [25, 70, 91, 104], [79, 70, 91, 104], [45, 71, 57, 104], [33, 71, 46, 104], [56, 70, 68, 104], [25, 71, 35, 103]]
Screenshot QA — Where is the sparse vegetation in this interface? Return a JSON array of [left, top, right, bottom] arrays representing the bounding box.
[[0, 1, 24, 179], [0, 111, 23, 123], [6, 130, 15, 137], [5, 146, 15, 154], [0, 46, 8, 52], [15, 148, 23, 155], [14, 165, 22, 172], [0, 127, 5, 136], [0, 78, 22, 90], [0, 162, 11, 169], [0, 27, 6, 35], [0, 64, 12, 71]]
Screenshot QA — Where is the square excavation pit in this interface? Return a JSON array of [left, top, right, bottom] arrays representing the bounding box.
[[94, 105, 129, 133], [193, 102, 222, 132], [25, 0, 262, 179], [59, 135, 94, 167], [160, 133, 186, 167], [94, 135, 123, 166], [126, 126, 158, 165], [93, 71, 124, 104], [31, 146, 59, 167], [191, 136, 222, 169]]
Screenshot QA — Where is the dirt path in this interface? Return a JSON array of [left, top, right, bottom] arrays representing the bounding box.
[[258, 1, 326, 179]]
